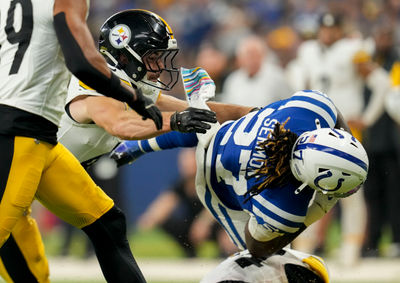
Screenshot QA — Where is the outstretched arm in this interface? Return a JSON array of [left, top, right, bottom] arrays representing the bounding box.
[[68, 94, 216, 140], [156, 94, 253, 123], [53, 0, 162, 128]]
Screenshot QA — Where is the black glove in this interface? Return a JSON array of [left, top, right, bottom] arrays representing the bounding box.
[[170, 107, 217, 134], [129, 88, 163, 130]]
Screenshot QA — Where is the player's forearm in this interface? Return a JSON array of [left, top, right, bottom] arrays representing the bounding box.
[[207, 102, 253, 123], [53, 0, 111, 78], [157, 95, 253, 123], [156, 94, 188, 112], [107, 112, 172, 140], [53, 0, 137, 104], [245, 223, 306, 258]]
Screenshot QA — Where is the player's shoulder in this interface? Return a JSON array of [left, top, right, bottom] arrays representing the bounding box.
[[279, 90, 337, 128]]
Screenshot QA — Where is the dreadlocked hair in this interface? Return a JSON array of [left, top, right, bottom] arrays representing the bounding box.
[[244, 119, 299, 201]]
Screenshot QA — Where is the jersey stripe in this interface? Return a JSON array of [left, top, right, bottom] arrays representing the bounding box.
[[292, 92, 337, 120], [252, 206, 299, 233], [78, 81, 94, 90], [203, 184, 242, 248], [296, 143, 368, 171], [252, 199, 305, 229], [253, 195, 306, 222], [278, 100, 335, 127], [218, 204, 246, 248]]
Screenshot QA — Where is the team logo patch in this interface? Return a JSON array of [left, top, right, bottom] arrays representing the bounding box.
[[109, 24, 131, 49]]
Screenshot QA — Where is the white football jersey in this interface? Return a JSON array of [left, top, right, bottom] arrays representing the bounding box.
[[287, 38, 373, 120], [57, 65, 160, 164], [0, 0, 70, 126], [201, 248, 329, 283]]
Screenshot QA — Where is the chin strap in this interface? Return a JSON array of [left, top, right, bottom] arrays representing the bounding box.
[[99, 48, 119, 66], [294, 182, 308, 194]]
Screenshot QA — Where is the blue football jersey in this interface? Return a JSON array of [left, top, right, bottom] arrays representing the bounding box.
[[205, 90, 337, 236]]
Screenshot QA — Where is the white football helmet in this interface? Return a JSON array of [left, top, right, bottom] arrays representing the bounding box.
[[290, 128, 369, 198]]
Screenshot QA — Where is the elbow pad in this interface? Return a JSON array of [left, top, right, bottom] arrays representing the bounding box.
[[53, 12, 135, 104]]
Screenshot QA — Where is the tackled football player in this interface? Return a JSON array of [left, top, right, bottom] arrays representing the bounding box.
[[112, 90, 369, 282]]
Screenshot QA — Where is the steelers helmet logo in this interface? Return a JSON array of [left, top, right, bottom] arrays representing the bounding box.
[[109, 24, 131, 49]]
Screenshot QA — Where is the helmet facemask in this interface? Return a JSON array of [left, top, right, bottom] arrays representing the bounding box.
[[139, 47, 180, 91]]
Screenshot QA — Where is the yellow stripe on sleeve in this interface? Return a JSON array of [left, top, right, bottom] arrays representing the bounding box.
[[79, 77, 131, 91], [78, 81, 94, 90]]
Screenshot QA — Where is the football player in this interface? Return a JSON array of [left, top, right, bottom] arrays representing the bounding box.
[[0, 0, 164, 282], [111, 90, 369, 259], [0, 8, 251, 283]]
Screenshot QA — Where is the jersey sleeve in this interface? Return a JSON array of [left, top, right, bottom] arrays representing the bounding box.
[[65, 75, 103, 106], [247, 214, 282, 241], [282, 90, 338, 129]]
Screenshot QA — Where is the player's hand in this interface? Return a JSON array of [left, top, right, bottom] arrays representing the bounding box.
[[170, 107, 217, 134], [109, 141, 144, 168], [129, 88, 163, 130]]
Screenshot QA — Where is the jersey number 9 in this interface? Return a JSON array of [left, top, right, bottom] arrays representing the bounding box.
[[0, 0, 33, 75]]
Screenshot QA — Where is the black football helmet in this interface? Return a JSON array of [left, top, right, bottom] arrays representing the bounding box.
[[99, 9, 179, 91]]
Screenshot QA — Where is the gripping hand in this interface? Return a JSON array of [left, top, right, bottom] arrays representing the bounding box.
[[129, 88, 163, 130], [170, 107, 217, 134], [109, 141, 144, 168]]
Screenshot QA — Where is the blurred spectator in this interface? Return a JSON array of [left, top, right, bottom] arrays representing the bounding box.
[[137, 148, 238, 258], [195, 43, 230, 96], [219, 34, 292, 107], [290, 0, 324, 40], [287, 12, 369, 265], [353, 22, 400, 258], [266, 26, 300, 68]]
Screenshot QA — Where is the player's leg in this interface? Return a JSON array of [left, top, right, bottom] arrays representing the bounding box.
[[110, 132, 198, 167], [36, 142, 146, 283], [0, 211, 49, 283], [0, 136, 51, 282], [340, 190, 367, 265]]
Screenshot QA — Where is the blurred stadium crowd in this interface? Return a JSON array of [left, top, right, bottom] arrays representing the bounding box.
[[35, 0, 400, 266]]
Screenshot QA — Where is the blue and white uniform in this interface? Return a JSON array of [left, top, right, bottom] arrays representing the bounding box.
[[196, 90, 338, 249]]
